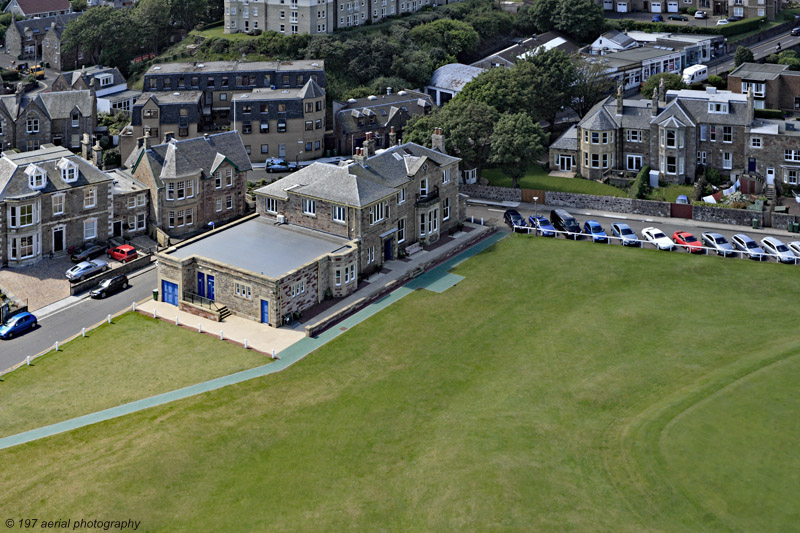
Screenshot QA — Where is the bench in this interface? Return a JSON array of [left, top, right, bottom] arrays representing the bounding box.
[[405, 243, 423, 256]]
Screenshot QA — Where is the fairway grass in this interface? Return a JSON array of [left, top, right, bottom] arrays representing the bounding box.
[[0, 313, 268, 438], [1, 237, 798, 531]]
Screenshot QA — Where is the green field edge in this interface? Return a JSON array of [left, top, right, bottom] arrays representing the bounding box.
[[601, 342, 800, 530]]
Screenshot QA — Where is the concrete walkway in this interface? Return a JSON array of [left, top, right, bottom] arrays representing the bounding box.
[[0, 231, 506, 451]]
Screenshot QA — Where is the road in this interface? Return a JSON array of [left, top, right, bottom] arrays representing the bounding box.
[[712, 31, 800, 74], [1, 266, 158, 371]]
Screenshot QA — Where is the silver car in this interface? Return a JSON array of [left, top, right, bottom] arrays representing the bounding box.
[[611, 223, 641, 246], [701, 232, 736, 257], [66, 259, 108, 282], [731, 233, 766, 261], [761, 237, 796, 264]]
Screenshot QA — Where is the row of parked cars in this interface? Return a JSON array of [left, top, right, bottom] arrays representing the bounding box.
[[66, 244, 138, 282], [504, 208, 800, 263]]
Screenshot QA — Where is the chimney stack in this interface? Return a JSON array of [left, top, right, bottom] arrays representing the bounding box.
[[616, 84, 623, 116], [389, 126, 397, 147], [386, 87, 392, 95], [746, 86, 754, 125], [354, 146, 367, 165], [431, 127, 445, 153], [363, 132, 376, 158], [143, 131, 152, 150], [651, 89, 658, 118], [658, 77, 666, 103], [92, 140, 103, 169]]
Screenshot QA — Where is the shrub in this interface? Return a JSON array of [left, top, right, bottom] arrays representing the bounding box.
[[705, 168, 724, 186], [693, 177, 711, 201], [707, 75, 725, 89], [687, 6, 697, 15], [755, 108, 784, 119], [629, 165, 651, 199]]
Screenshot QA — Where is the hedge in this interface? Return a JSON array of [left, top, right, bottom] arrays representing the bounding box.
[[629, 165, 651, 200], [613, 16, 766, 37], [755, 108, 784, 119]]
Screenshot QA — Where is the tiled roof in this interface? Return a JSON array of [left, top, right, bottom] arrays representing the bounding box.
[[34, 90, 93, 119], [335, 90, 432, 135], [12, 12, 79, 37], [549, 125, 578, 151], [8, 0, 71, 15]]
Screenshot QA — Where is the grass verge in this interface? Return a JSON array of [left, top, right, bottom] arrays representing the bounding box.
[[483, 167, 627, 197]]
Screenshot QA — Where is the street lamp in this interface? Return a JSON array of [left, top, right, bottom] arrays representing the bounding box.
[[295, 139, 304, 168], [533, 196, 539, 216]]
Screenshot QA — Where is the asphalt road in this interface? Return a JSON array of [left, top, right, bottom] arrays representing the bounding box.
[[0, 266, 158, 371], [712, 31, 800, 74]]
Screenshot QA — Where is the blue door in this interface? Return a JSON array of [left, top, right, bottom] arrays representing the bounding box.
[[197, 272, 206, 298], [748, 158, 756, 172], [207, 275, 215, 301], [162, 280, 178, 306], [384, 238, 392, 261], [261, 299, 269, 324]]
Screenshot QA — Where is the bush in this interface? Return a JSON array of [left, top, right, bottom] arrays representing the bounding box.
[[629, 165, 651, 199], [687, 6, 697, 15], [705, 168, 724, 186], [707, 75, 725, 89], [755, 108, 784, 119], [693, 176, 711, 201]]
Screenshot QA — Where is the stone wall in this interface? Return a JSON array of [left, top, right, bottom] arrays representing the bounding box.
[[771, 212, 797, 231], [544, 192, 671, 217], [459, 184, 521, 203], [692, 205, 765, 227]]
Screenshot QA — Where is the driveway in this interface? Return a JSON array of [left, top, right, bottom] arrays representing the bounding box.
[[0, 256, 71, 312]]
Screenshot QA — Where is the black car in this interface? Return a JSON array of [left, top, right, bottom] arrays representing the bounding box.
[[90, 274, 129, 299], [727, 15, 743, 22], [668, 14, 688, 21], [503, 209, 527, 231], [71, 243, 105, 263], [550, 209, 581, 239], [792, 27, 800, 36]]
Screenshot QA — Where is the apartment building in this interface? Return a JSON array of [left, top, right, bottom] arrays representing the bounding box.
[[599, 0, 779, 19], [727, 62, 800, 112]]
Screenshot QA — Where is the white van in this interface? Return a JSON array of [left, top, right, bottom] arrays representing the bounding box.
[[682, 64, 708, 85]]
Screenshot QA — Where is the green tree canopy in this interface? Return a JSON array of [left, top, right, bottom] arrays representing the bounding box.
[[640, 73, 686, 98], [170, 0, 209, 32], [526, 0, 559, 33], [734, 46, 755, 67], [456, 66, 524, 115], [572, 57, 615, 117], [134, 0, 172, 56], [409, 19, 480, 58], [488, 113, 547, 188], [515, 48, 578, 123], [554, 0, 606, 42]]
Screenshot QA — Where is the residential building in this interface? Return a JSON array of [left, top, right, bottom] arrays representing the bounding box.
[[123, 131, 253, 240], [620, 31, 725, 65], [599, 0, 779, 19], [223, 0, 464, 35], [549, 85, 755, 183], [0, 144, 112, 267], [51, 65, 140, 114], [4, 0, 71, 18], [156, 128, 463, 328], [583, 45, 684, 92], [4, 13, 80, 68], [426, 63, 485, 106], [470, 32, 580, 70], [0, 88, 97, 152], [107, 168, 150, 239], [727, 62, 800, 112], [728, 0, 779, 20], [333, 88, 433, 155]]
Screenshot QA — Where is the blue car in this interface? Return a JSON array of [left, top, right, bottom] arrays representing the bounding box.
[[652, 14, 663, 22], [0, 311, 38, 340], [583, 220, 608, 243], [528, 215, 556, 237]]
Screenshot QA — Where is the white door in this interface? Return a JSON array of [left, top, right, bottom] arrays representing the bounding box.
[[766, 167, 775, 186], [667, 1, 678, 12], [617, 2, 628, 13], [651, 2, 662, 12], [279, 144, 286, 157], [603, 0, 613, 9]]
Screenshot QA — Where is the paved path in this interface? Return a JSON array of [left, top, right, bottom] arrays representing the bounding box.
[[0, 232, 505, 451]]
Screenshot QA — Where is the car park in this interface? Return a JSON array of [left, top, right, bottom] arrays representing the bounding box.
[[71, 243, 105, 263], [668, 14, 688, 21], [583, 220, 608, 243], [788, 241, 800, 257], [528, 215, 556, 237], [672, 231, 703, 253], [90, 274, 129, 299], [695, 10, 707, 18], [761, 237, 796, 263], [0, 311, 37, 339], [701, 232, 736, 256], [792, 27, 800, 36], [66, 259, 108, 282], [732, 234, 766, 261], [652, 14, 664, 22], [107, 244, 138, 263], [611, 223, 640, 246], [550, 209, 582, 239], [642, 227, 675, 250], [503, 209, 527, 231]]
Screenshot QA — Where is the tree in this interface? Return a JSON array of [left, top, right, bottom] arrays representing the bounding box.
[[457, 66, 524, 115], [170, 0, 209, 32], [489, 113, 547, 188], [526, 0, 559, 33], [409, 19, 479, 58], [734, 46, 754, 67], [61, 7, 137, 70], [572, 57, 615, 117], [640, 73, 686, 98], [70, 0, 87, 12], [513, 4, 538, 35], [515, 49, 577, 124], [554, 0, 606, 42], [134, 0, 172, 56]]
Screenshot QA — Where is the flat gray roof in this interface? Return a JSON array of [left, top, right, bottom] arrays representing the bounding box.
[[169, 217, 352, 278]]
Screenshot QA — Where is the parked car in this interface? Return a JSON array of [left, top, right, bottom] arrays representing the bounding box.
[[701, 232, 736, 256], [90, 274, 129, 299], [503, 209, 527, 231], [0, 311, 37, 339], [787, 241, 800, 257], [266, 162, 298, 173], [668, 14, 688, 21], [695, 10, 707, 18], [107, 244, 138, 263], [71, 243, 105, 263], [528, 215, 556, 237], [732, 233, 766, 261], [716, 19, 730, 25], [642, 227, 674, 250], [727, 15, 742, 22], [652, 14, 664, 22], [583, 220, 608, 243], [676, 195, 690, 205], [66, 259, 108, 282], [792, 27, 800, 36], [672, 231, 703, 253], [761, 236, 796, 263], [550, 209, 582, 239], [611, 223, 640, 246]]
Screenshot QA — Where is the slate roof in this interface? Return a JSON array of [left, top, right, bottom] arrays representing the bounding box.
[[127, 131, 253, 188], [145, 60, 325, 75], [335, 90, 432, 135], [12, 11, 78, 37], [33, 90, 93, 119], [135, 91, 203, 106], [578, 101, 618, 131], [428, 63, 485, 93], [473, 32, 579, 67], [549, 125, 578, 151], [6, 0, 71, 16], [0, 145, 110, 200], [601, 30, 636, 49], [57, 65, 126, 89], [245, 78, 325, 101]]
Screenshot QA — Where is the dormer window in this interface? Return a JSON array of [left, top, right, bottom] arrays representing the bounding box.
[[57, 157, 78, 183], [708, 102, 728, 114], [71, 112, 80, 128], [25, 164, 46, 190]]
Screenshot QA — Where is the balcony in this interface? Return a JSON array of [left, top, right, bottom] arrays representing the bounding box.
[[415, 185, 439, 208]]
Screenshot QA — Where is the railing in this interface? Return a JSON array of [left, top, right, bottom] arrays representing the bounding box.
[[415, 186, 440, 207], [182, 290, 221, 312]]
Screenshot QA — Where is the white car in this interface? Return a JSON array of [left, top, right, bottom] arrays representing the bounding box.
[[716, 19, 729, 25], [65, 259, 108, 282], [761, 237, 796, 264], [695, 10, 707, 19], [642, 227, 675, 250], [788, 241, 800, 257]]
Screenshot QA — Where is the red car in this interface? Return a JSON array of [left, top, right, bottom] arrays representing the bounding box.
[[672, 231, 703, 253], [107, 244, 138, 263]]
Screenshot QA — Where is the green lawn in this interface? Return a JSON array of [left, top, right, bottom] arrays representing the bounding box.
[[0, 312, 268, 438], [1, 238, 798, 530], [646, 184, 695, 202], [483, 167, 627, 197], [191, 25, 255, 41]]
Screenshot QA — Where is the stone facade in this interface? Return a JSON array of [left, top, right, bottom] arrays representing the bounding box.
[[727, 63, 800, 113], [4, 13, 79, 67]]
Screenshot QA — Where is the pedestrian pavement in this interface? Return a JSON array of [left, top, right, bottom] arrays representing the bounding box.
[[0, 230, 506, 451]]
